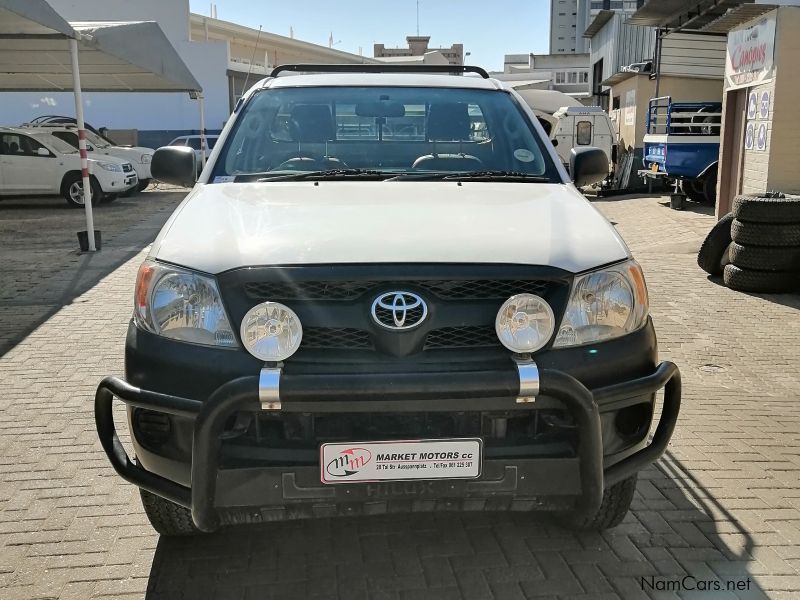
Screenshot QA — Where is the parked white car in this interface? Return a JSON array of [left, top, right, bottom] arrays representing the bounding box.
[[167, 134, 219, 170], [21, 123, 154, 192], [0, 127, 137, 207]]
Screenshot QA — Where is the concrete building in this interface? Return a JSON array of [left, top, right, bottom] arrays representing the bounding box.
[[0, 0, 372, 147], [584, 9, 656, 109], [189, 14, 374, 110], [552, 0, 643, 54], [502, 53, 591, 98], [373, 36, 464, 65]]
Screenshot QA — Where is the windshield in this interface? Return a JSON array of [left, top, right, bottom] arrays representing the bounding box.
[[212, 86, 559, 181], [31, 132, 77, 154], [85, 131, 111, 148]]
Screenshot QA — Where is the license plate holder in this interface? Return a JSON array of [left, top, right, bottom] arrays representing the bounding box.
[[320, 438, 482, 484]]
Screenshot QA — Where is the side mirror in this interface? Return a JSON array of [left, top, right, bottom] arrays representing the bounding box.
[[36, 147, 51, 157], [152, 146, 197, 187], [570, 147, 609, 187]]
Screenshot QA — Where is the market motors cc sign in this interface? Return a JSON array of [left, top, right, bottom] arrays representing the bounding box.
[[726, 14, 776, 90]]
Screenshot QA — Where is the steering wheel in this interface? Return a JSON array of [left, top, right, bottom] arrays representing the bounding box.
[[274, 156, 349, 171]]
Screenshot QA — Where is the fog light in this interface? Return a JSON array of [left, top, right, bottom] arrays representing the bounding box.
[[615, 403, 653, 439], [240, 302, 303, 361], [495, 294, 555, 353], [133, 409, 171, 447]]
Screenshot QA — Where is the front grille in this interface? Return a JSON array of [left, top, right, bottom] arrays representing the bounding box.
[[299, 326, 499, 350], [244, 279, 553, 302], [425, 326, 499, 349], [302, 327, 373, 349], [220, 267, 571, 360]]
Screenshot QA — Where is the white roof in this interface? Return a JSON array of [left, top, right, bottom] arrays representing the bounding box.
[[513, 89, 585, 114], [0, 0, 201, 92], [264, 72, 502, 90]]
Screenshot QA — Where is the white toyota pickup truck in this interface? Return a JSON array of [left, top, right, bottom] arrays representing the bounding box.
[[94, 65, 681, 537]]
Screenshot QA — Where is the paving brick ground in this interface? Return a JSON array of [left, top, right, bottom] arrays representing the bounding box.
[[1, 192, 798, 599]]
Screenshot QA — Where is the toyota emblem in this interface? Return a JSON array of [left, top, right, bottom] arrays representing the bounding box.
[[371, 291, 428, 330]]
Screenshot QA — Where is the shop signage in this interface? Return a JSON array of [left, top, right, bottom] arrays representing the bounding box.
[[624, 89, 635, 126], [747, 91, 758, 120], [745, 122, 754, 150], [759, 90, 770, 119], [726, 13, 776, 90], [756, 122, 768, 152]]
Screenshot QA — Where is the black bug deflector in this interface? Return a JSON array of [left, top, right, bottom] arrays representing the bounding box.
[[95, 362, 681, 532]]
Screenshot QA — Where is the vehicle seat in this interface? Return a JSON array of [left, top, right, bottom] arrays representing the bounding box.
[[427, 102, 472, 142], [289, 104, 334, 143], [278, 103, 346, 170], [413, 102, 483, 171]]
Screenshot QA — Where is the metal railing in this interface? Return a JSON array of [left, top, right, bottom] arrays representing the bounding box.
[[646, 96, 722, 136]]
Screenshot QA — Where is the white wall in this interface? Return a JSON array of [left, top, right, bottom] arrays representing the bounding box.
[[0, 0, 231, 134]]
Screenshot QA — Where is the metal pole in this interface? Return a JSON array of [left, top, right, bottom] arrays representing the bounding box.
[[199, 94, 207, 170], [69, 37, 95, 251], [653, 28, 664, 99]]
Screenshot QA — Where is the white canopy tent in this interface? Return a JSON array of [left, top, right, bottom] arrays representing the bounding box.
[[0, 0, 202, 250]]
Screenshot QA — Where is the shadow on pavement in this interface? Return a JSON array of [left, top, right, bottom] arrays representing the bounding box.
[[0, 192, 184, 359], [705, 275, 800, 309], [656, 199, 716, 216], [144, 454, 765, 600]]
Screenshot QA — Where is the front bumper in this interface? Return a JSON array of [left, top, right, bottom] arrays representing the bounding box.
[[95, 360, 681, 532], [96, 169, 138, 193]]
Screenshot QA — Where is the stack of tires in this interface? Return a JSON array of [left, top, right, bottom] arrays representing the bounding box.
[[697, 193, 800, 293]]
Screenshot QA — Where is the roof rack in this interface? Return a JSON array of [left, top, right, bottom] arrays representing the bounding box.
[[270, 63, 491, 79]]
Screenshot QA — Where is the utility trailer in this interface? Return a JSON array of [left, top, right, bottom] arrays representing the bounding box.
[[639, 96, 721, 205]]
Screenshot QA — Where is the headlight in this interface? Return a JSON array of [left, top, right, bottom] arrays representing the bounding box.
[[240, 302, 303, 361], [495, 294, 555, 353], [97, 161, 122, 172], [134, 260, 236, 347], [141, 154, 152, 164], [553, 260, 649, 348]]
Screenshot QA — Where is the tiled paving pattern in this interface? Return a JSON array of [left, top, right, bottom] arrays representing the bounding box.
[[0, 192, 798, 599]]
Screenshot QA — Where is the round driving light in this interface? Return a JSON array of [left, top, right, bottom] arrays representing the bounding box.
[[495, 294, 555, 353], [240, 302, 303, 361]]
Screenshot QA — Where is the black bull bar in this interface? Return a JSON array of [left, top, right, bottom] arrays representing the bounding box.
[[95, 362, 681, 532]]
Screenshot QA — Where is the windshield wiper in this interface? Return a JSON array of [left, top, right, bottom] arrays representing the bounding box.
[[388, 170, 552, 182], [442, 170, 552, 183], [257, 169, 391, 182]]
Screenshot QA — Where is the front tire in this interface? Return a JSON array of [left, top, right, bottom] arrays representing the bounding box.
[[558, 474, 637, 531], [140, 489, 199, 536], [62, 173, 101, 208], [137, 179, 151, 192]]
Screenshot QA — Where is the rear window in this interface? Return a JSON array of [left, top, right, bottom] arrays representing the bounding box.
[[213, 86, 558, 181], [576, 121, 592, 145]]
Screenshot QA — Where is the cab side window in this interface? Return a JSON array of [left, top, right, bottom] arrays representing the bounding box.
[[0, 133, 49, 156], [52, 131, 81, 149]]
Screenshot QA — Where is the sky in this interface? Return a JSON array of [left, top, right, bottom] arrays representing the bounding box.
[[189, 0, 551, 72]]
